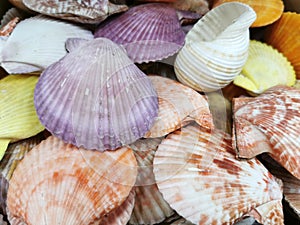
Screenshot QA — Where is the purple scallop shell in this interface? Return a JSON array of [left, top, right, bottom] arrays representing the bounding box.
[[34, 38, 159, 151], [94, 3, 186, 63]]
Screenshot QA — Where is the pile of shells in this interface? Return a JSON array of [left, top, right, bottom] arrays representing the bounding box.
[[0, 0, 300, 225]]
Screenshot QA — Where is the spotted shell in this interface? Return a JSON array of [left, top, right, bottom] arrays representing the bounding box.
[[34, 38, 158, 151], [232, 85, 300, 179], [7, 136, 137, 225], [22, 0, 128, 24], [153, 124, 283, 225], [94, 3, 185, 63], [144, 75, 214, 138]]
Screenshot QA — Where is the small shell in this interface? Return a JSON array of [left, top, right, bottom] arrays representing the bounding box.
[[233, 40, 296, 95], [0, 17, 19, 37], [22, 0, 128, 24], [213, 0, 284, 27], [0, 8, 29, 28], [264, 12, 300, 79], [0, 174, 8, 216], [34, 38, 158, 151], [153, 124, 283, 225], [232, 85, 300, 179], [7, 136, 137, 225], [0, 75, 44, 161], [144, 76, 214, 138], [0, 134, 44, 181], [94, 3, 185, 63], [172, 0, 210, 14], [0, 15, 93, 74], [99, 189, 135, 225], [174, 2, 256, 92], [129, 137, 174, 225]]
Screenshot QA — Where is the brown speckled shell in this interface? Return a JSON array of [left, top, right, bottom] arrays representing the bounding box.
[[233, 85, 300, 179], [153, 124, 283, 225]]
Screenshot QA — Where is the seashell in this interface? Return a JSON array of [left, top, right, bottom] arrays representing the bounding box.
[[129, 137, 174, 224], [174, 2, 256, 92], [0, 8, 30, 28], [153, 123, 284, 225], [264, 12, 300, 79], [144, 75, 213, 138], [7, 136, 137, 225], [99, 189, 135, 225], [213, 0, 284, 27], [232, 85, 300, 179], [233, 40, 296, 95], [0, 133, 45, 181], [0, 174, 8, 216], [22, 0, 128, 24], [34, 38, 159, 151], [94, 3, 185, 63], [0, 15, 94, 74], [0, 17, 19, 37], [0, 75, 44, 161], [172, 0, 210, 15]]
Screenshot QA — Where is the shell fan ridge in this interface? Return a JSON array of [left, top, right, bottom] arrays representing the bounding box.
[[34, 38, 159, 151]]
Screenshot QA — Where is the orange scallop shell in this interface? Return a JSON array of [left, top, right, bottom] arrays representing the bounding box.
[[213, 0, 284, 27], [7, 136, 137, 225], [264, 12, 300, 79]]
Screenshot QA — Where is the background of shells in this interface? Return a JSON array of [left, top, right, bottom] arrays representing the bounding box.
[[0, 0, 300, 224]]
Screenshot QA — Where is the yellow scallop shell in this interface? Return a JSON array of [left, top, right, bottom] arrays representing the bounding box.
[[233, 40, 296, 95], [0, 75, 44, 160]]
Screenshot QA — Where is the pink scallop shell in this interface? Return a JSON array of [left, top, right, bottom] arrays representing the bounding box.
[[34, 38, 159, 151], [144, 75, 214, 138], [94, 3, 185, 63]]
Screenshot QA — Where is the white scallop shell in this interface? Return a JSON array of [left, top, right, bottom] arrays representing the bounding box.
[[0, 15, 93, 74], [174, 2, 256, 92]]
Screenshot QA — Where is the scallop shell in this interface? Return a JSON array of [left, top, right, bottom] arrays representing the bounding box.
[[232, 85, 300, 179], [99, 189, 135, 225], [0, 15, 93, 74], [7, 136, 137, 225], [144, 76, 213, 138], [264, 12, 300, 79], [34, 38, 159, 151], [174, 2, 256, 92], [0, 8, 29, 28], [0, 174, 8, 216], [94, 3, 185, 64], [22, 0, 128, 24], [129, 137, 174, 224], [0, 134, 44, 181], [213, 0, 284, 27], [233, 40, 296, 95], [0, 17, 19, 37], [153, 123, 283, 225], [0, 75, 44, 161]]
